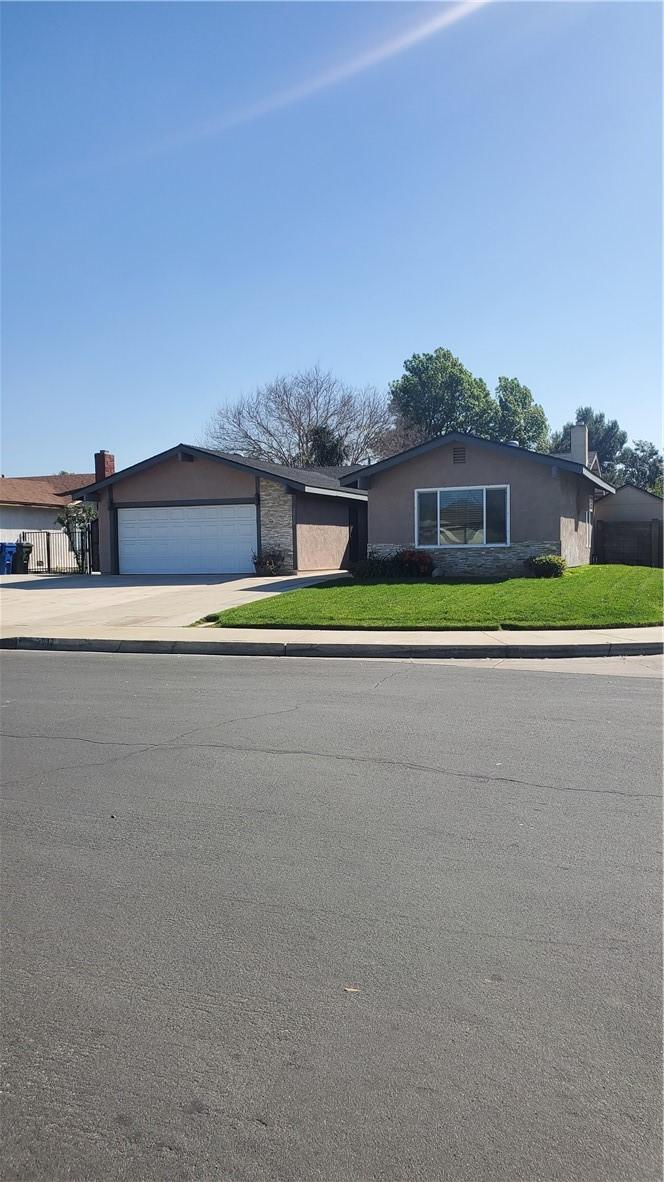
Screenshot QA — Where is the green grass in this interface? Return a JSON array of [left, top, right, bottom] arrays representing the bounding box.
[[202, 565, 663, 631]]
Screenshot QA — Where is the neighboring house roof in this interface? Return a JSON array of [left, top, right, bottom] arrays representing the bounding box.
[[0, 474, 94, 508], [18, 472, 96, 494], [550, 449, 601, 474], [64, 445, 368, 500], [339, 432, 615, 494], [611, 482, 663, 501]]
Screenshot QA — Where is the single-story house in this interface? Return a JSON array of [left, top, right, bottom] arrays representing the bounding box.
[[0, 470, 94, 543], [338, 424, 614, 576], [67, 425, 614, 577], [594, 482, 663, 524], [66, 446, 368, 575]]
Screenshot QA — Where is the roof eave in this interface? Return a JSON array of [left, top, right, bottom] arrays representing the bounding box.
[[300, 485, 368, 501], [65, 443, 354, 498], [0, 499, 63, 509], [339, 432, 617, 492], [582, 469, 615, 494]]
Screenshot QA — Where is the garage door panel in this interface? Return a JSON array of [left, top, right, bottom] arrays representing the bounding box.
[[118, 505, 257, 574]]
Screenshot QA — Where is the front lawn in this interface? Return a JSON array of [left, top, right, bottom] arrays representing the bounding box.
[[203, 564, 664, 631]]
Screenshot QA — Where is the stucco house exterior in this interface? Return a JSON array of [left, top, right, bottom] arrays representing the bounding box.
[[67, 425, 614, 577], [339, 424, 614, 576], [67, 446, 367, 575]]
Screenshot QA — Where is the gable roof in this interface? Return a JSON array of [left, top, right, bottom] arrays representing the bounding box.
[[64, 445, 367, 500], [611, 482, 663, 501], [339, 432, 615, 494], [550, 449, 600, 473], [0, 474, 94, 508]]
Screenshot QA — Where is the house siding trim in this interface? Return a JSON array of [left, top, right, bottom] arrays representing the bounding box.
[[109, 487, 119, 576], [112, 497, 257, 509]]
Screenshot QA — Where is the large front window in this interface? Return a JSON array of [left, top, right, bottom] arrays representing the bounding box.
[[415, 486, 509, 547]]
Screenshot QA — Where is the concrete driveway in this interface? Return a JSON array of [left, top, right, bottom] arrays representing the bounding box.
[[0, 571, 340, 634]]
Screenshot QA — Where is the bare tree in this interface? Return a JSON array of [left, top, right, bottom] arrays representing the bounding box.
[[203, 366, 392, 466], [375, 418, 429, 458]]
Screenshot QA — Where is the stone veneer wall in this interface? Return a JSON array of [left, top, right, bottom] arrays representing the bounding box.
[[369, 541, 560, 577], [259, 480, 294, 571]]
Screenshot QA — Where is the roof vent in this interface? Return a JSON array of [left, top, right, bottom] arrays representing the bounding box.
[[507, 440, 519, 447], [452, 446, 466, 464]]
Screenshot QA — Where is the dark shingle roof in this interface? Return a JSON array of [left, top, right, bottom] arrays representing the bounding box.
[[207, 450, 347, 490]]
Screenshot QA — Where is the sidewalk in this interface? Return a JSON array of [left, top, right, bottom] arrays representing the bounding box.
[[1, 622, 662, 659]]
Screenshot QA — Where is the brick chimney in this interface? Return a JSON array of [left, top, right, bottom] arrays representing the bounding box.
[[94, 450, 115, 482], [570, 424, 588, 467]]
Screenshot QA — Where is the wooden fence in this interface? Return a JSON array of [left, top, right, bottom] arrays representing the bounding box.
[[593, 518, 662, 568]]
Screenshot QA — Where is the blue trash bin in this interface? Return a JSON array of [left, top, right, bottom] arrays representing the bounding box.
[[0, 542, 17, 573]]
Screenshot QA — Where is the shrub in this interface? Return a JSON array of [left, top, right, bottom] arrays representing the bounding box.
[[393, 548, 435, 578], [348, 556, 394, 580], [349, 550, 434, 580], [252, 547, 286, 576], [526, 554, 567, 578], [56, 502, 98, 574]]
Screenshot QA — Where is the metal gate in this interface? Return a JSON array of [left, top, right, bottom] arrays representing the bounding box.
[[20, 525, 97, 574]]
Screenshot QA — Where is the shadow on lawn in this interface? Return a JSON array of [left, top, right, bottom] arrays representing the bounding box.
[[312, 575, 516, 588]]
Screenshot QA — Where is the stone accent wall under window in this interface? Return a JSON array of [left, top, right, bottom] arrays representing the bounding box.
[[259, 480, 294, 571], [369, 541, 561, 577]]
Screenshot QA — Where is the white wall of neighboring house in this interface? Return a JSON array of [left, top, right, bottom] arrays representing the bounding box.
[[0, 504, 64, 542]]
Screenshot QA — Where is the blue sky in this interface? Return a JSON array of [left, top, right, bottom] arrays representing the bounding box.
[[2, 1, 661, 475]]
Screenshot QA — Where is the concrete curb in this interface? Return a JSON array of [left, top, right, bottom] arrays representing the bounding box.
[[1, 635, 662, 659]]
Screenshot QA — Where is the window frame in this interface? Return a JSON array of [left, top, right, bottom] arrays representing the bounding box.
[[413, 484, 511, 549]]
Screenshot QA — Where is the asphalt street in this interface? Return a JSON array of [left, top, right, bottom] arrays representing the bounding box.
[[1, 652, 661, 1181]]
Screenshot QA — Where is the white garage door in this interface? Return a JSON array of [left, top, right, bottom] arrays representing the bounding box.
[[118, 505, 257, 574]]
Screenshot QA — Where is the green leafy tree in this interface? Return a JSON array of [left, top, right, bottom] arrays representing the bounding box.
[[550, 407, 627, 480], [388, 348, 495, 444], [304, 424, 346, 467], [614, 440, 663, 492], [494, 377, 549, 450], [56, 502, 97, 574]]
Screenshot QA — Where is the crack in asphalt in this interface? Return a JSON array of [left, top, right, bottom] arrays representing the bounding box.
[[0, 706, 301, 788], [1, 726, 658, 800], [145, 738, 659, 800], [371, 667, 407, 692]]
